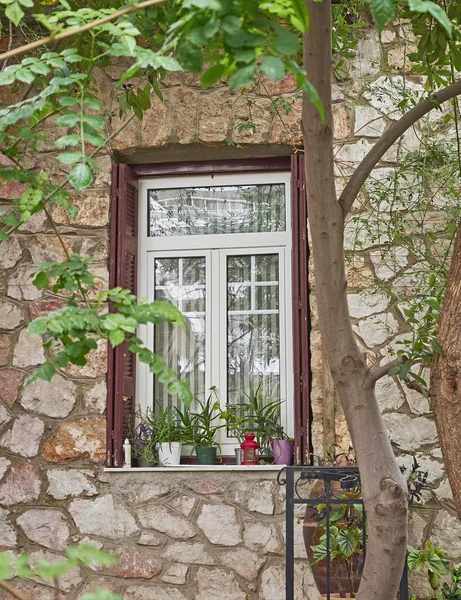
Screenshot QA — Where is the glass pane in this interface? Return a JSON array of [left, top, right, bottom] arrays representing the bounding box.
[[148, 183, 286, 237], [227, 254, 280, 415], [154, 257, 206, 410]]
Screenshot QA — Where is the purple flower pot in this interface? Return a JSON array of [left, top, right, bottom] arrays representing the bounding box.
[[271, 439, 294, 465]]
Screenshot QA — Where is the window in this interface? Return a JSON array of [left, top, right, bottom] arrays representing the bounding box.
[[106, 158, 309, 466], [137, 173, 292, 454]]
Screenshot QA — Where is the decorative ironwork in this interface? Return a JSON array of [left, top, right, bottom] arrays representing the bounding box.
[[279, 466, 409, 600]]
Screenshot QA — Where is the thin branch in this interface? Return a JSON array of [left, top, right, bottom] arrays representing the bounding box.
[[339, 78, 461, 219], [0, 580, 29, 600], [1, 20, 14, 72], [364, 357, 405, 387], [0, 0, 166, 64]]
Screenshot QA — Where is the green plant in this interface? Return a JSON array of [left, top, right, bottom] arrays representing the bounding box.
[[0, 544, 120, 600], [220, 404, 249, 444], [177, 387, 226, 450], [145, 403, 185, 446], [238, 387, 286, 452], [438, 566, 461, 599], [407, 542, 450, 592]]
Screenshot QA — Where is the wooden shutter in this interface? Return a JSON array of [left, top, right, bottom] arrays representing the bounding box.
[[107, 163, 138, 467], [291, 154, 311, 465]]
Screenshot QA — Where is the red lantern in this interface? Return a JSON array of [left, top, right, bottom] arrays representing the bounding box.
[[240, 432, 259, 465]]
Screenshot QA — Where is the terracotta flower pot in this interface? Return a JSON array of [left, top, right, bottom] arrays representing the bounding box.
[[303, 470, 363, 597]]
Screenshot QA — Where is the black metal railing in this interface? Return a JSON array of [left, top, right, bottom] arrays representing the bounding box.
[[278, 466, 409, 600]]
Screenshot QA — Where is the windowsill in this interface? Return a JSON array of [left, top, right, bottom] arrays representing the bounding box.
[[104, 464, 286, 472]]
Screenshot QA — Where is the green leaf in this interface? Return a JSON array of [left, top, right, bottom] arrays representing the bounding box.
[[261, 56, 285, 79], [156, 56, 183, 71], [167, 380, 193, 406], [186, 0, 223, 10], [337, 528, 360, 558], [0, 231, 8, 241], [274, 28, 299, 56], [68, 163, 93, 192], [32, 271, 49, 290], [5, 1, 24, 26], [302, 78, 324, 122], [290, 0, 310, 32], [3, 214, 20, 227], [29, 317, 48, 335], [178, 42, 203, 74], [30, 61, 51, 76], [229, 63, 256, 90], [56, 112, 80, 127], [407, 0, 452, 36], [201, 64, 226, 88], [84, 96, 104, 110], [109, 329, 126, 347], [369, 0, 395, 31], [58, 96, 78, 107], [55, 134, 80, 147], [16, 68, 35, 84], [27, 363, 56, 385], [57, 151, 84, 165]]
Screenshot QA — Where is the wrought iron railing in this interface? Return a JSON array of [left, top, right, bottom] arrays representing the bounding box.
[[278, 466, 409, 600]]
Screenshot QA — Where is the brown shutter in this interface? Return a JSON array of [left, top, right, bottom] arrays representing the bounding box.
[[107, 163, 139, 467], [291, 154, 311, 465]]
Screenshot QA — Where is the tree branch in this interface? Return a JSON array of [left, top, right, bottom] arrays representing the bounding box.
[[0, 580, 29, 600], [339, 78, 461, 219], [365, 357, 405, 387], [0, 0, 166, 64]]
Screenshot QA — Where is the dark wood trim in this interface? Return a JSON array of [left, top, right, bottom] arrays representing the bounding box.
[[131, 157, 291, 178]]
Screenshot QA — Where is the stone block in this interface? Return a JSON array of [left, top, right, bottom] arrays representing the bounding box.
[[354, 105, 386, 137], [195, 567, 246, 600], [168, 494, 196, 517], [242, 518, 283, 554], [161, 563, 188, 585], [404, 387, 430, 415], [29, 550, 82, 592], [175, 88, 198, 144], [260, 563, 318, 600], [348, 292, 389, 319], [348, 32, 381, 78], [375, 376, 405, 412], [0, 180, 27, 200], [46, 469, 98, 500], [29, 299, 66, 320], [0, 460, 41, 506], [333, 105, 351, 140], [52, 190, 110, 227], [162, 541, 215, 565], [12, 329, 45, 368], [17, 509, 70, 550], [140, 92, 174, 147], [0, 457, 10, 482], [353, 312, 399, 348], [363, 76, 424, 121], [105, 545, 163, 578], [431, 511, 461, 560], [0, 334, 11, 365], [0, 415, 44, 457], [199, 92, 232, 143], [41, 417, 106, 463], [0, 369, 24, 408], [186, 480, 226, 495], [112, 474, 171, 504], [232, 97, 273, 144], [124, 585, 188, 600], [218, 547, 266, 580], [21, 373, 76, 418], [383, 413, 438, 452], [138, 531, 165, 546], [228, 480, 275, 515], [0, 507, 16, 546], [67, 339, 107, 378], [197, 504, 242, 546], [138, 505, 196, 539], [269, 98, 302, 145], [0, 236, 22, 269], [2, 582, 65, 600], [335, 138, 374, 166], [83, 380, 107, 414], [69, 495, 139, 540], [7, 265, 42, 301], [0, 299, 25, 330], [258, 73, 298, 95], [388, 45, 417, 71]]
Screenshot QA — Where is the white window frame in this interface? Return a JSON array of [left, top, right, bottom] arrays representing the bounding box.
[[137, 171, 293, 455]]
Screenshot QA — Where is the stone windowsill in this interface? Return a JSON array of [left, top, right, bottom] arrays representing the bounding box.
[[104, 465, 286, 472]]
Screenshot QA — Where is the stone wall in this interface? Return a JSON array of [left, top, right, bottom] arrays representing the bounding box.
[[0, 19, 460, 600]]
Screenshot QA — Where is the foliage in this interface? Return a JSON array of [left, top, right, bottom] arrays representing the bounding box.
[[176, 387, 226, 449], [0, 544, 121, 600], [407, 542, 450, 591]]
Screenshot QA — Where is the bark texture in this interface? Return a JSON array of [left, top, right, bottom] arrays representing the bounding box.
[[302, 1, 408, 597], [431, 223, 461, 517]]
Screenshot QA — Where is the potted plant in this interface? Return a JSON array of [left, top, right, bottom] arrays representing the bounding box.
[[144, 403, 184, 466], [266, 417, 294, 465], [178, 388, 225, 465]]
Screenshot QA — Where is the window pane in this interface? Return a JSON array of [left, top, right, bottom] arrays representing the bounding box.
[[154, 257, 206, 410], [227, 254, 280, 412], [148, 184, 286, 237]]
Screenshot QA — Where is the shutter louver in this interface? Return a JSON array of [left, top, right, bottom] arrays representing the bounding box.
[[291, 154, 311, 465], [107, 163, 138, 467]]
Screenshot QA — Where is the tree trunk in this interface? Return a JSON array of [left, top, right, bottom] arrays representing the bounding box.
[[302, 1, 408, 598], [431, 222, 461, 517]]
